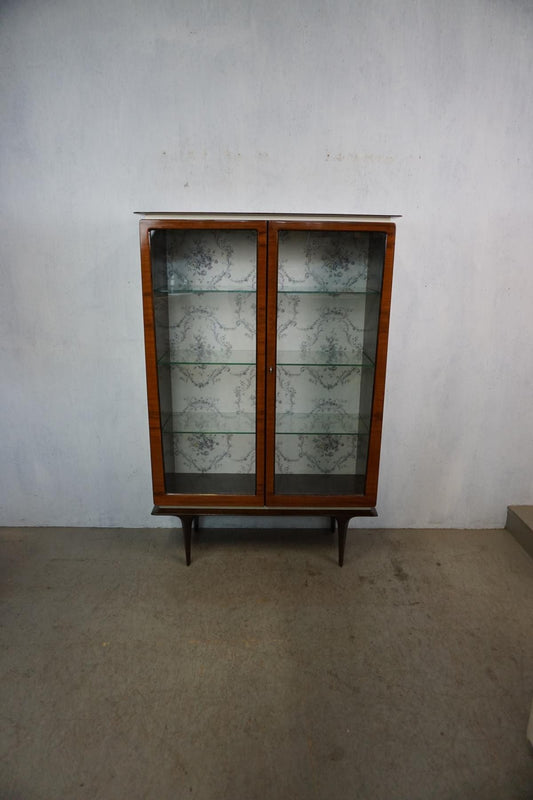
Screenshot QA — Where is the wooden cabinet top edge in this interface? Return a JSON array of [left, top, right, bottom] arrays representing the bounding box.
[[135, 212, 401, 222]]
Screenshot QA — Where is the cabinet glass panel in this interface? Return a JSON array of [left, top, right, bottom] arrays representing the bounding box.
[[150, 228, 258, 495], [274, 229, 386, 495]]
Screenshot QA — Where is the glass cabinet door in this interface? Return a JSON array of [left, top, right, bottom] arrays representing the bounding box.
[[269, 225, 389, 500], [144, 222, 266, 501]]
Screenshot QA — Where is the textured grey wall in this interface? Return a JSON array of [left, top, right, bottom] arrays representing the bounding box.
[[1, 0, 532, 527]]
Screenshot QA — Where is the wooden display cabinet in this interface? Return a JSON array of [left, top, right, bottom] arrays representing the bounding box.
[[139, 213, 397, 564]]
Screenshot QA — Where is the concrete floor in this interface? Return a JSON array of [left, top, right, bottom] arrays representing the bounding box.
[[1, 526, 533, 800]]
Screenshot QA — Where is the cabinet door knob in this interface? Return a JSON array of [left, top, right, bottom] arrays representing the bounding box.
[[269, 366, 273, 374]]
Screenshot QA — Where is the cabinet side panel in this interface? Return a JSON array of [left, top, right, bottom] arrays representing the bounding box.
[[356, 234, 386, 480], [140, 221, 167, 495], [151, 231, 175, 475], [265, 224, 280, 497], [255, 226, 267, 498], [364, 226, 395, 500]]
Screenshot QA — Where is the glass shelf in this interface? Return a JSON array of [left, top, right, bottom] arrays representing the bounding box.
[[276, 412, 369, 436], [155, 286, 256, 295], [161, 411, 369, 437], [156, 286, 376, 296], [158, 349, 256, 366], [159, 349, 372, 367], [276, 350, 374, 368], [162, 411, 255, 435], [277, 288, 379, 296]]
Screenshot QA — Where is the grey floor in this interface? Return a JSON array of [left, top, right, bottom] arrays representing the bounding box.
[[1, 525, 533, 800]]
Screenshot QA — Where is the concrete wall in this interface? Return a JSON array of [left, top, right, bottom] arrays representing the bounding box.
[[1, 0, 532, 528]]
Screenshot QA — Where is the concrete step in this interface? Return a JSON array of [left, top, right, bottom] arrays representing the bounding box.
[[506, 505, 533, 560]]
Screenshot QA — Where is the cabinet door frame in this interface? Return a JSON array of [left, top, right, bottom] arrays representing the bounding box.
[[265, 220, 396, 508], [140, 218, 268, 507]]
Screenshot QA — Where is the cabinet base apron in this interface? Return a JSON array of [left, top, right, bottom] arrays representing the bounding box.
[[152, 506, 378, 567]]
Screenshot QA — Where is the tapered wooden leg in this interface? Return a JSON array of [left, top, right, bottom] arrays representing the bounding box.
[[178, 516, 193, 566], [192, 515, 200, 532], [337, 517, 349, 567]]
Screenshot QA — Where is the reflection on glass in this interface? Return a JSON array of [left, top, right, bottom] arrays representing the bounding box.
[[151, 229, 257, 495], [274, 230, 386, 495]]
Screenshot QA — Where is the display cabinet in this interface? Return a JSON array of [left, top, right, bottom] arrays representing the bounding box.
[[139, 214, 397, 565]]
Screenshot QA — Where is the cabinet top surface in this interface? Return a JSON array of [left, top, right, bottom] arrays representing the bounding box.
[[136, 212, 400, 222]]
